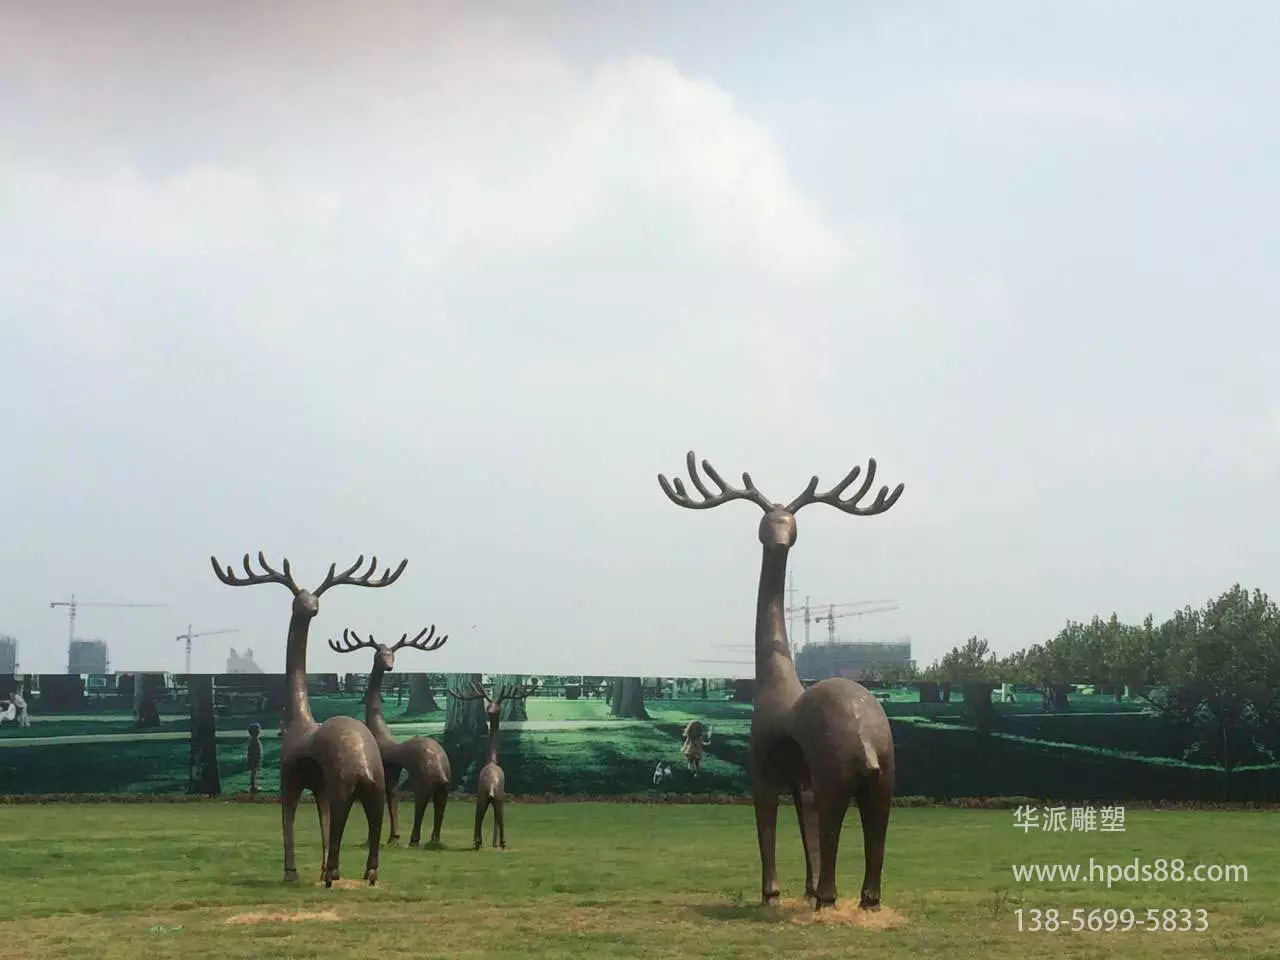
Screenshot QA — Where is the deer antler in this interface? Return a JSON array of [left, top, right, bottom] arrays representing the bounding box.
[[210, 552, 301, 595], [313, 555, 408, 597], [392, 625, 448, 653], [327, 628, 379, 655], [785, 458, 905, 516], [494, 678, 539, 704], [446, 679, 491, 703], [658, 451, 776, 512]]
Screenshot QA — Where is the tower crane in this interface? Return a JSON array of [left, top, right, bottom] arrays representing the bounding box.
[[49, 595, 168, 670], [176, 625, 240, 674], [812, 602, 900, 645]]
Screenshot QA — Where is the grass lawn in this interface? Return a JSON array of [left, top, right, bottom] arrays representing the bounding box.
[[1, 802, 1275, 959]]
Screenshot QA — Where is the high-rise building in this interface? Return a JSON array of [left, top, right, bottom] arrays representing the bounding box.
[[68, 638, 109, 674], [0, 635, 16, 674]]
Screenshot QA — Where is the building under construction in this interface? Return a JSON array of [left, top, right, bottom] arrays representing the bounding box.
[[68, 639, 109, 675], [796, 638, 913, 682]]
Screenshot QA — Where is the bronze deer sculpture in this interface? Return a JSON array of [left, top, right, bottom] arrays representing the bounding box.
[[446, 679, 537, 850], [210, 552, 406, 887], [328, 627, 453, 847], [659, 452, 904, 911]]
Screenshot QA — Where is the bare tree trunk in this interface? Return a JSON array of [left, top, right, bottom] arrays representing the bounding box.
[[405, 673, 439, 714], [188, 675, 221, 795], [609, 677, 649, 719], [445, 673, 488, 736], [961, 682, 996, 733]]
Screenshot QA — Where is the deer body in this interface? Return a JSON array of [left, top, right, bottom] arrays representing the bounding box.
[[659, 452, 902, 910], [330, 628, 452, 847], [447, 680, 535, 850], [213, 553, 407, 887]]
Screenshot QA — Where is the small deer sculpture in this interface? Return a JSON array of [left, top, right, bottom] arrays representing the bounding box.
[[659, 452, 904, 911], [211, 552, 406, 887], [328, 627, 453, 847], [446, 679, 537, 850]]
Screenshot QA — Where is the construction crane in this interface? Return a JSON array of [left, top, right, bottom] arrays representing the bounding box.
[[812, 602, 900, 645], [176, 625, 240, 674], [697, 599, 900, 669], [49, 595, 168, 645]]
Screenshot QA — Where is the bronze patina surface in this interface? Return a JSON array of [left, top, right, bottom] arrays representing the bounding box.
[[446, 679, 537, 850], [329, 627, 452, 847], [212, 553, 406, 887], [659, 452, 903, 910]]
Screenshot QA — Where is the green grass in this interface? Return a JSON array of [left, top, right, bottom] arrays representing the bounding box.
[[0, 803, 1275, 959]]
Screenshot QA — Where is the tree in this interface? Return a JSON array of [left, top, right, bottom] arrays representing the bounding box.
[[610, 677, 649, 719], [445, 673, 488, 736], [925, 637, 1001, 731], [405, 673, 440, 714], [1104, 614, 1162, 700], [1151, 586, 1280, 773], [187, 675, 221, 795]]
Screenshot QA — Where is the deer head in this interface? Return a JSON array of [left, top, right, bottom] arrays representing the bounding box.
[[447, 678, 539, 720], [658, 451, 905, 550], [327, 626, 448, 672], [209, 552, 408, 617]]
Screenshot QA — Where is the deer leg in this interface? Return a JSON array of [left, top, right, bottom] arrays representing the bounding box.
[[494, 797, 505, 849], [315, 785, 332, 882], [430, 785, 448, 844], [752, 787, 781, 906], [361, 780, 383, 886], [409, 789, 428, 847], [815, 793, 850, 910], [793, 787, 820, 902], [280, 771, 303, 882], [856, 776, 891, 910], [473, 797, 487, 850], [384, 768, 400, 844], [325, 787, 354, 887]]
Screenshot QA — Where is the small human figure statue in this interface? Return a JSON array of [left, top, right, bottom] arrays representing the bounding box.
[[247, 722, 263, 793], [11, 690, 28, 728], [681, 720, 713, 777]]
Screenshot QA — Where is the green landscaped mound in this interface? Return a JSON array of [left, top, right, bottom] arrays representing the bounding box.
[[0, 803, 1275, 959]]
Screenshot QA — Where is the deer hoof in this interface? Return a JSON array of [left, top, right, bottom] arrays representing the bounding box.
[[761, 891, 781, 908], [283, 869, 299, 883], [365, 869, 378, 887], [815, 897, 837, 912], [859, 897, 881, 912]]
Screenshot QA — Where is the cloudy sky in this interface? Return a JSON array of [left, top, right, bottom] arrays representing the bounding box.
[[2, 1, 1277, 676]]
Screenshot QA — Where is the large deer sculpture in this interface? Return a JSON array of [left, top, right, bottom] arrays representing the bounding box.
[[445, 679, 537, 850], [658, 452, 904, 911], [210, 552, 406, 887], [328, 627, 453, 847]]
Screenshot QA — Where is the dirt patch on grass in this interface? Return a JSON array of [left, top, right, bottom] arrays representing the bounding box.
[[225, 909, 340, 925], [779, 899, 908, 929]]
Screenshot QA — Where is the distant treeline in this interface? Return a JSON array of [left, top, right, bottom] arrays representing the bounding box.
[[903, 584, 1280, 772]]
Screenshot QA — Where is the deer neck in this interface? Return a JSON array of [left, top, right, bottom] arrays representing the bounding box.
[[364, 661, 394, 745], [755, 545, 803, 712], [284, 609, 316, 729], [484, 715, 501, 766]]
